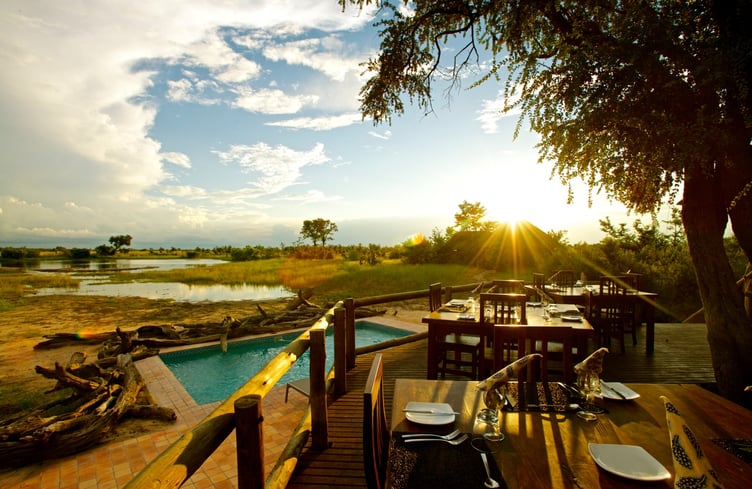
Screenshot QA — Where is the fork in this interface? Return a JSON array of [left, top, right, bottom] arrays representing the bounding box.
[[404, 433, 468, 445], [403, 428, 461, 440]]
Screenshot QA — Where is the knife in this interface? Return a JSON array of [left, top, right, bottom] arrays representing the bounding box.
[[402, 409, 460, 415], [601, 381, 628, 399]]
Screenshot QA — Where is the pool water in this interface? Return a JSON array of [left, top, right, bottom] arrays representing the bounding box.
[[160, 321, 412, 404]]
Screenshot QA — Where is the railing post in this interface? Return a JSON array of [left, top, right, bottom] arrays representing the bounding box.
[[333, 306, 347, 396], [310, 328, 329, 450], [445, 285, 453, 302], [344, 297, 356, 370], [235, 394, 264, 489]]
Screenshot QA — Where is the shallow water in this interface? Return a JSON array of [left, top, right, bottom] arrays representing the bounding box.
[[22, 258, 295, 302]]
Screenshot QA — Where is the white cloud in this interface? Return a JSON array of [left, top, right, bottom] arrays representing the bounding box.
[[266, 113, 362, 131], [274, 189, 343, 204], [262, 36, 365, 81], [368, 129, 392, 140], [162, 152, 192, 168], [213, 142, 330, 194], [232, 86, 319, 114]]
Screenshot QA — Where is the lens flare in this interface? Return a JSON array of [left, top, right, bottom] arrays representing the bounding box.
[[406, 233, 425, 247]]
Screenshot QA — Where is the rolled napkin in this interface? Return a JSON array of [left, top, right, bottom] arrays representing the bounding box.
[[661, 396, 725, 488], [476, 353, 542, 391], [573, 347, 609, 375]]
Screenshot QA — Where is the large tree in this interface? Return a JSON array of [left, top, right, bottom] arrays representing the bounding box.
[[341, 0, 752, 403], [300, 218, 338, 246]]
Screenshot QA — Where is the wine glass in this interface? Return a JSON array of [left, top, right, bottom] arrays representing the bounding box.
[[476, 384, 505, 442], [575, 368, 605, 420]]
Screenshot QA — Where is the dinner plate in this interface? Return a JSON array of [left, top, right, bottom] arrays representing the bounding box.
[[447, 299, 467, 307], [600, 381, 640, 400], [561, 315, 582, 322], [404, 402, 456, 425], [588, 443, 670, 481]]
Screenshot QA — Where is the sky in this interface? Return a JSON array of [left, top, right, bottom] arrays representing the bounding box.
[[0, 1, 653, 250]]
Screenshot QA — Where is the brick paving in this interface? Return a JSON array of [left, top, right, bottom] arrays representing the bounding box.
[[0, 352, 310, 489]]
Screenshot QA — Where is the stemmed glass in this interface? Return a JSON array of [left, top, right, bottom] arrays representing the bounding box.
[[476, 384, 505, 442], [574, 367, 604, 421]]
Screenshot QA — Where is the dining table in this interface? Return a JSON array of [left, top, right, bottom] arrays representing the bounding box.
[[422, 302, 594, 380], [389, 378, 752, 489], [537, 285, 660, 353]]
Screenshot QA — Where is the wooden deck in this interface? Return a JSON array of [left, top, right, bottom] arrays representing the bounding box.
[[287, 323, 717, 488]]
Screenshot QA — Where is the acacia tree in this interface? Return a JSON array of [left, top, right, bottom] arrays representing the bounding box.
[[454, 200, 489, 232], [300, 218, 338, 246], [341, 0, 752, 403]]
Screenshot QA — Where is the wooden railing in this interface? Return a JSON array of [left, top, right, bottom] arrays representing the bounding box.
[[124, 282, 485, 489]]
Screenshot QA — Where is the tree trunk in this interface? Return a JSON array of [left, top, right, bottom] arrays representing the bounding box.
[[683, 165, 752, 406]]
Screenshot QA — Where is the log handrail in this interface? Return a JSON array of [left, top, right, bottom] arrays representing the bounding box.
[[125, 281, 487, 489]]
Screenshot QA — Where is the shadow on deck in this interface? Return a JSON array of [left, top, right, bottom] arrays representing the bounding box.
[[287, 322, 715, 488]]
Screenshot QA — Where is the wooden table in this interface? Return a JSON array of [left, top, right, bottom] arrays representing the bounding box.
[[538, 286, 660, 353], [422, 305, 594, 380], [390, 379, 752, 489]]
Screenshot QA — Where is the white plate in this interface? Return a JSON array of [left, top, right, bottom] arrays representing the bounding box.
[[600, 381, 640, 400], [561, 315, 582, 322], [447, 299, 467, 307], [404, 402, 456, 425], [588, 443, 670, 481]]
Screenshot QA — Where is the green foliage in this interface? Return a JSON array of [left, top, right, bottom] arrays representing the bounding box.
[[299, 218, 338, 246], [71, 247, 93, 259], [1, 247, 40, 260], [109, 234, 132, 251]]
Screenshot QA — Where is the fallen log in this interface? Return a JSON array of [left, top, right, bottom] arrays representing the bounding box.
[[34, 363, 103, 392], [1, 354, 176, 467]]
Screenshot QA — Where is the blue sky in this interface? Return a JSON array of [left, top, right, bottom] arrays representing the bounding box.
[[0, 1, 652, 249]]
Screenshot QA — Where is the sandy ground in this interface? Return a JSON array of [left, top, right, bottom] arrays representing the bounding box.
[[0, 294, 426, 441]]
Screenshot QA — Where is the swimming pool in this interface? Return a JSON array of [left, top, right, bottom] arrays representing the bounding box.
[[160, 320, 413, 404]]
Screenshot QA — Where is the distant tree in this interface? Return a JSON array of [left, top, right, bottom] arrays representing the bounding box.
[[300, 219, 338, 246], [454, 201, 486, 232], [340, 0, 752, 404], [94, 245, 114, 257], [108, 234, 132, 253], [72, 248, 94, 259]]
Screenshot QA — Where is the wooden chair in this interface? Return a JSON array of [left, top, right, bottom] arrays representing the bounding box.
[[488, 279, 526, 295], [363, 353, 388, 489], [531, 273, 546, 301], [589, 276, 635, 353], [436, 332, 482, 380], [493, 325, 575, 383], [549, 270, 576, 289], [429, 282, 442, 312], [479, 292, 528, 325]]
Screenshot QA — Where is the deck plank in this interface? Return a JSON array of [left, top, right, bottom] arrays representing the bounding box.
[[289, 322, 716, 487]]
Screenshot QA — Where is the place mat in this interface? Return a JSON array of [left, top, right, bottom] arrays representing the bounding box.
[[389, 435, 507, 489], [713, 438, 752, 466]]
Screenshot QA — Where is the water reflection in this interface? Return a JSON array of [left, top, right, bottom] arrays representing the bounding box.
[[15, 258, 294, 303], [33, 281, 293, 302]]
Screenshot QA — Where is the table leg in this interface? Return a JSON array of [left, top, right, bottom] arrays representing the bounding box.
[[427, 325, 437, 379], [645, 303, 655, 354]]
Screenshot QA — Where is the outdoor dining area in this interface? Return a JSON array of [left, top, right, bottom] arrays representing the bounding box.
[[358, 275, 752, 489]]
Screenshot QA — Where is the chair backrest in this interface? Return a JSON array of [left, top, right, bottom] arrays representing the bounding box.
[[549, 270, 576, 288], [363, 353, 388, 489], [479, 292, 527, 325], [599, 275, 628, 295], [493, 325, 574, 383], [531, 273, 545, 301], [489, 279, 525, 294], [429, 282, 442, 312]]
